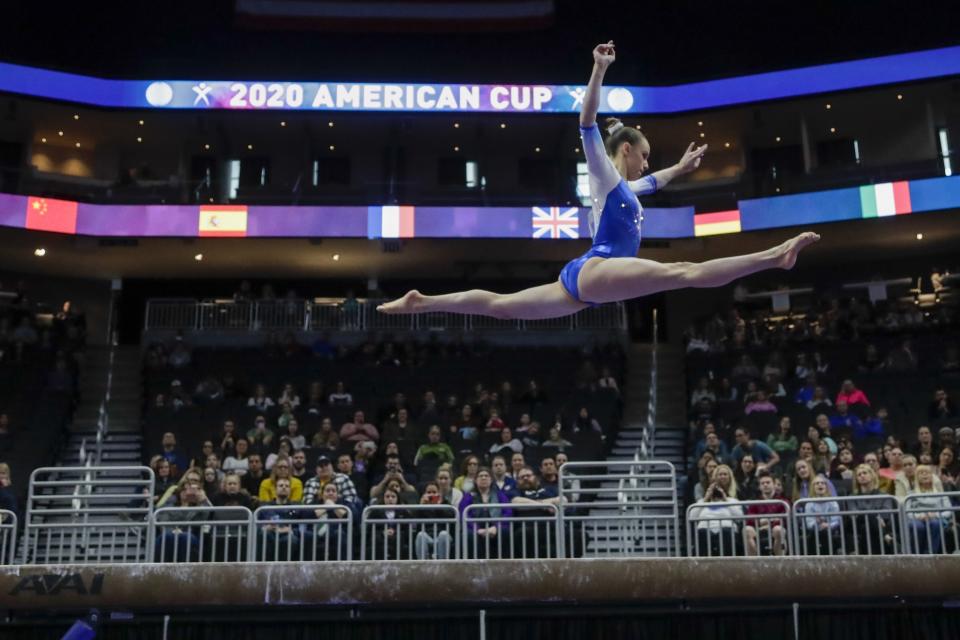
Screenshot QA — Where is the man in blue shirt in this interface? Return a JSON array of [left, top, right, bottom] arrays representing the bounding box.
[[731, 427, 780, 472]]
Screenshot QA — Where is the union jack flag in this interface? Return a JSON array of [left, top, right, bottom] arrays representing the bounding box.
[[531, 206, 580, 239]]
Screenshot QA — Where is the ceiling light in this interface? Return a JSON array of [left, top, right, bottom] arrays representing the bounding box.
[[280, 121, 286, 127], [194, 253, 203, 261], [329, 145, 335, 151], [204, 144, 210, 150], [724, 142, 730, 148], [40, 137, 46, 143], [332, 254, 340, 261], [916, 233, 923, 240], [697, 121, 703, 127], [825, 104, 832, 110], [499, 123, 506, 129], [775, 188, 781, 193], [574, 148, 580, 153], [136, 137, 142, 143], [830, 127, 836, 133], [34, 248, 46, 257], [534, 147, 541, 153], [327, 121, 334, 127], [138, 120, 144, 126], [73, 114, 79, 120], [247, 144, 253, 150], [635, 125, 641, 129], [453, 145, 460, 151], [58, 131, 63, 136], [775, 136, 781, 142], [454, 122, 460, 128], [75, 142, 81, 148], [699, 132, 705, 138], [897, 94, 903, 100], [208, 198, 214, 203]]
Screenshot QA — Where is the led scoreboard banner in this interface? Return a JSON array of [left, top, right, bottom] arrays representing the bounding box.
[[0, 45, 958, 113]]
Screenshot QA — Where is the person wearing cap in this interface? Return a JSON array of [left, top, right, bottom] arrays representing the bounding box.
[[303, 454, 361, 507]]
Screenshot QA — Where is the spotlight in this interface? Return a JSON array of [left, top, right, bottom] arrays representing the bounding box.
[[75, 142, 81, 148], [897, 94, 903, 100], [41, 137, 46, 143], [916, 233, 923, 240], [327, 121, 334, 127], [499, 123, 506, 129], [453, 122, 460, 128], [453, 145, 460, 151], [280, 121, 286, 127], [826, 104, 832, 110], [329, 145, 335, 151], [194, 253, 203, 261], [830, 127, 836, 133], [58, 131, 64, 136], [204, 144, 210, 150], [775, 136, 781, 142], [73, 114, 79, 120], [697, 121, 703, 127], [136, 137, 142, 143], [574, 147, 580, 153], [724, 142, 730, 148], [139, 120, 144, 126], [247, 144, 253, 150], [699, 132, 705, 138], [34, 248, 46, 257], [534, 147, 541, 153], [332, 254, 340, 261]]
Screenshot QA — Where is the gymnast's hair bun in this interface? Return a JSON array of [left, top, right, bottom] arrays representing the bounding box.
[[604, 117, 625, 136]]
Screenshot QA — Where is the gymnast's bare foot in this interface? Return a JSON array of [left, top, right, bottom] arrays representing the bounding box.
[[377, 290, 425, 314], [776, 232, 820, 270]]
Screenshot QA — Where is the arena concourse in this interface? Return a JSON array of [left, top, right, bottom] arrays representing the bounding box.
[[0, 2, 959, 638]]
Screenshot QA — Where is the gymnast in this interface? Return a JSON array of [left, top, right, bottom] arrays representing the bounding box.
[[378, 41, 819, 320]]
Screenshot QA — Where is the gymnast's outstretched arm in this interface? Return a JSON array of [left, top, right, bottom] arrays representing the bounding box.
[[580, 41, 615, 128]]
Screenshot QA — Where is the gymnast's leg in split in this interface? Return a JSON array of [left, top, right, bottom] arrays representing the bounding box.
[[377, 41, 820, 320]]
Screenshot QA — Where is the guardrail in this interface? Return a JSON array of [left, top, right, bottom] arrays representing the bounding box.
[[361, 504, 459, 560], [462, 503, 560, 560], [144, 298, 627, 332], [687, 499, 791, 557], [151, 507, 254, 563], [0, 510, 16, 565]]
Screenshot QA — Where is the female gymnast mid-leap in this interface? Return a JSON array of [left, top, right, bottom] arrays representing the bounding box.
[[378, 41, 819, 320]]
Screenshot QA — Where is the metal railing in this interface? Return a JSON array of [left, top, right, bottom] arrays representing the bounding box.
[[0, 510, 17, 565], [793, 495, 903, 556], [686, 499, 792, 557], [253, 504, 353, 561], [151, 507, 254, 563], [560, 460, 680, 558], [462, 503, 560, 560], [144, 298, 627, 332], [361, 504, 459, 560], [901, 493, 959, 555]]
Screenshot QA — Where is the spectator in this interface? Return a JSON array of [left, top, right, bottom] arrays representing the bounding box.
[[336, 453, 369, 501], [938, 447, 959, 491], [911, 426, 939, 462], [205, 453, 225, 483], [303, 455, 361, 508], [213, 472, 255, 509], [159, 432, 189, 476], [454, 456, 481, 494], [265, 437, 294, 471], [491, 455, 517, 495], [808, 424, 838, 456], [304, 381, 326, 415], [894, 454, 920, 499], [849, 464, 899, 554], [0, 414, 11, 452], [542, 425, 573, 449], [371, 452, 417, 498], [241, 454, 266, 497], [217, 420, 238, 458], [509, 452, 526, 480], [836, 379, 870, 408], [436, 466, 464, 508], [284, 419, 306, 451], [352, 440, 377, 474], [519, 422, 542, 449], [340, 410, 380, 444], [928, 388, 958, 423], [413, 426, 455, 469], [0, 463, 18, 521], [694, 458, 720, 502], [742, 472, 789, 556], [539, 456, 560, 493], [793, 374, 817, 406], [862, 452, 894, 495], [484, 407, 506, 432], [328, 381, 353, 406], [153, 472, 214, 562], [258, 457, 303, 503], [247, 415, 276, 454], [767, 417, 798, 458], [905, 465, 953, 554], [597, 366, 619, 395], [730, 427, 779, 471], [489, 426, 523, 457], [451, 404, 479, 441], [878, 447, 904, 481], [256, 477, 306, 561], [798, 474, 841, 555], [806, 386, 833, 412], [247, 384, 275, 411], [830, 446, 856, 481], [460, 467, 513, 557], [744, 390, 777, 415], [573, 407, 601, 433], [147, 456, 175, 506], [792, 458, 836, 500], [311, 417, 340, 451], [414, 481, 455, 560], [382, 407, 418, 444], [734, 455, 758, 500], [690, 377, 715, 407], [290, 450, 309, 484], [223, 438, 251, 476], [858, 344, 885, 373], [689, 478, 743, 556], [856, 407, 888, 440], [277, 383, 301, 409], [202, 467, 221, 500], [276, 402, 297, 431], [716, 377, 738, 403], [731, 355, 759, 384], [829, 401, 863, 434], [884, 339, 918, 372]]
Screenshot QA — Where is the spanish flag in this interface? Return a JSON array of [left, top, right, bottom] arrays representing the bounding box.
[[199, 205, 248, 237], [694, 210, 741, 237], [25, 196, 78, 234]]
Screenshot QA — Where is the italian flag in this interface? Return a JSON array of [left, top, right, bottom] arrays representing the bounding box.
[[694, 210, 741, 237], [859, 181, 912, 218]]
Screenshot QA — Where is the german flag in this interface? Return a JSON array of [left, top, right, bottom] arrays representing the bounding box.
[[199, 205, 248, 237], [25, 196, 78, 234], [694, 210, 741, 237]]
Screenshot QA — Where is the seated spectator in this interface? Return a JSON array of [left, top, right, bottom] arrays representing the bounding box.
[[849, 464, 899, 554], [793, 353, 811, 381], [767, 417, 798, 458], [265, 437, 294, 471], [459, 467, 513, 557], [716, 377, 738, 403], [539, 456, 560, 493], [542, 425, 573, 449], [855, 407, 888, 441], [223, 439, 251, 476], [878, 446, 904, 481], [276, 402, 297, 431], [573, 407, 601, 433], [862, 452, 894, 495], [454, 455, 481, 494], [828, 401, 862, 434], [370, 454, 418, 502], [763, 374, 786, 399], [277, 383, 301, 409], [695, 431, 730, 465], [258, 457, 303, 503], [241, 454, 266, 497], [731, 427, 780, 472], [382, 407, 418, 444], [519, 422, 543, 449], [202, 467, 222, 501], [147, 456, 175, 506], [311, 417, 340, 451], [905, 465, 953, 554], [153, 472, 214, 562], [436, 465, 464, 508], [894, 454, 920, 499], [205, 453, 225, 483], [491, 455, 517, 494], [328, 381, 353, 406], [304, 381, 326, 415], [484, 407, 506, 432], [796, 440, 815, 465], [159, 432, 189, 477], [247, 415, 276, 454], [858, 344, 884, 373], [911, 425, 939, 462], [597, 366, 620, 395], [217, 420, 238, 458], [336, 453, 369, 502], [352, 440, 377, 475], [490, 426, 524, 457], [213, 472, 255, 509], [0, 463, 18, 521], [730, 354, 759, 384], [798, 474, 841, 555], [929, 388, 958, 423], [836, 379, 870, 408], [806, 386, 833, 412], [744, 390, 776, 415], [413, 481, 455, 560], [509, 452, 527, 480], [742, 472, 789, 556], [830, 447, 856, 482], [414, 426, 455, 469], [290, 450, 309, 484], [247, 384, 275, 411], [689, 479, 744, 556], [693, 458, 720, 502], [938, 446, 959, 492], [690, 377, 715, 407], [303, 455, 361, 508], [340, 410, 380, 443], [793, 374, 817, 406], [283, 418, 305, 451], [807, 425, 838, 456], [256, 477, 307, 561], [451, 404, 479, 441]]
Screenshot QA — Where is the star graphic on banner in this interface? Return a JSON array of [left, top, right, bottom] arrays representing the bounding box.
[[32, 200, 46, 214], [568, 87, 586, 108]]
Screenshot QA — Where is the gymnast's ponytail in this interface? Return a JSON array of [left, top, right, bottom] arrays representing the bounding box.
[[603, 117, 646, 158]]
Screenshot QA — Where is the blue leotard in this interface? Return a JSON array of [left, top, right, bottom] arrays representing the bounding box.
[[558, 124, 658, 304]]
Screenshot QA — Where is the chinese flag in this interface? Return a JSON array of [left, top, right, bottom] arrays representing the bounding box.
[[25, 197, 78, 234]]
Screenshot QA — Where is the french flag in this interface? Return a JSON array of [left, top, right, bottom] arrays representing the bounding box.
[[367, 205, 415, 239]]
